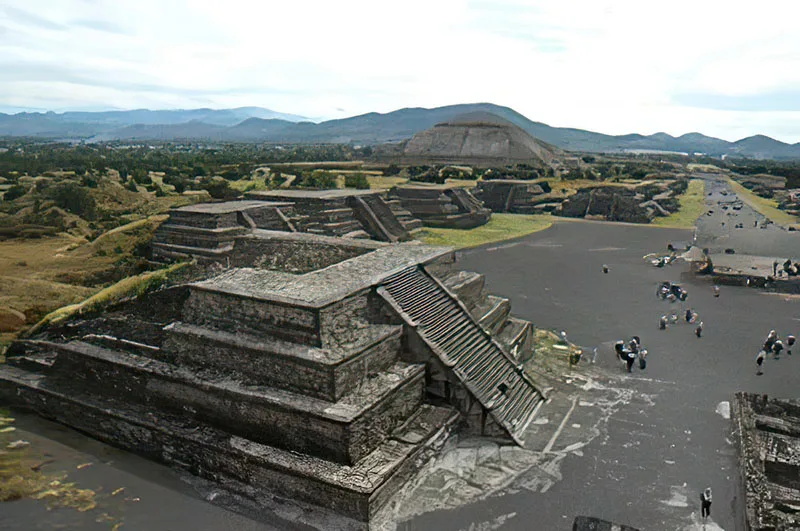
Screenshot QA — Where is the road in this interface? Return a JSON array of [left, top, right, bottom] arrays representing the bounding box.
[[403, 217, 800, 531]]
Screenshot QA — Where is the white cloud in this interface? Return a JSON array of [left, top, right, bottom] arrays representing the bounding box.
[[0, 0, 799, 141]]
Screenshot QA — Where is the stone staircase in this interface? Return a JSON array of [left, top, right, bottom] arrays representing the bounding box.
[[390, 186, 491, 229], [439, 270, 534, 362], [386, 199, 425, 232], [348, 194, 412, 242], [378, 266, 545, 444]]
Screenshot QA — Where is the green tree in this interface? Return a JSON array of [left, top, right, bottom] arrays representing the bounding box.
[[2, 184, 27, 201], [48, 182, 97, 220], [344, 172, 370, 189]]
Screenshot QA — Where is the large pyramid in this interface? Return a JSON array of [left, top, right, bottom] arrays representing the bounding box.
[[401, 112, 562, 166]]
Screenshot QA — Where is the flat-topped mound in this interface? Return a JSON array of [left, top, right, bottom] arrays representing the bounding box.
[[247, 189, 380, 200], [175, 200, 293, 213], [402, 112, 562, 166], [194, 244, 452, 307]]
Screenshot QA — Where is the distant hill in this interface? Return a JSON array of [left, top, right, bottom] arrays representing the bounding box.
[[1, 103, 799, 160], [0, 107, 308, 138]]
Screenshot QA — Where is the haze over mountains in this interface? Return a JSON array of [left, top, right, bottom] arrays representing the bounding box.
[[1, 103, 798, 160]]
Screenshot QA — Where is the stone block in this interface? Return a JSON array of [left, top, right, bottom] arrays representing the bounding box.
[[45, 341, 426, 465]]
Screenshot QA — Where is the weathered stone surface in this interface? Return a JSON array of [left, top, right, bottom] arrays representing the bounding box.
[[732, 392, 800, 530], [474, 179, 549, 214], [400, 112, 562, 167], [163, 322, 403, 401], [44, 340, 426, 465], [390, 186, 491, 229], [0, 365, 458, 523]]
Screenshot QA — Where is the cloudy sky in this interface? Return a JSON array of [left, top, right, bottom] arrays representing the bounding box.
[[1, 0, 799, 142]]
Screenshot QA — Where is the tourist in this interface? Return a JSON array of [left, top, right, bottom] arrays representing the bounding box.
[[712, 285, 720, 297], [787, 335, 795, 356], [591, 347, 598, 363], [659, 315, 667, 330], [756, 350, 766, 375], [639, 348, 647, 370], [773, 339, 784, 360], [614, 341, 626, 365], [695, 321, 703, 338], [685, 308, 693, 323], [764, 330, 778, 352], [626, 350, 636, 373], [560, 330, 568, 344], [602, 264, 609, 274], [701, 487, 712, 521]]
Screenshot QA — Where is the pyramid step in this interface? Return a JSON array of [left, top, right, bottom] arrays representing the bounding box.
[[0, 364, 458, 523], [163, 322, 403, 401], [475, 295, 511, 335], [42, 340, 425, 465]]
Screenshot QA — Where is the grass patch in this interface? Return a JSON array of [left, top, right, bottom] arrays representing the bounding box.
[[367, 176, 408, 189], [27, 261, 191, 336], [687, 163, 726, 173], [728, 178, 799, 227], [416, 213, 552, 249], [651, 179, 706, 228]]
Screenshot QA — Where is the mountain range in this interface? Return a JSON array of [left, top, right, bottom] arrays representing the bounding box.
[[1, 103, 798, 160]]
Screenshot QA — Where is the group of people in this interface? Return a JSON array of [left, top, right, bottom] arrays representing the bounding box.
[[614, 336, 647, 373], [755, 330, 796, 375], [657, 293, 707, 339]]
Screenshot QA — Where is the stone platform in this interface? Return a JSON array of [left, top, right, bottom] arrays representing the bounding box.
[[248, 189, 415, 242], [389, 186, 491, 229], [731, 393, 800, 530], [473, 179, 553, 214], [2, 236, 543, 527], [708, 253, 800, 292]]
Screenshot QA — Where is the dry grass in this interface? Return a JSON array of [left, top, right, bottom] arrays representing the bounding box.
[[728, 178, 800, 227], [416, 213, 552, 249], [651, 179, 706, 228], [0, 215, 170, 336], [0, 412, 100, 513], [27, 261, 190, 336], [367, 176, 408, 189], [688, 163, 726, 173]]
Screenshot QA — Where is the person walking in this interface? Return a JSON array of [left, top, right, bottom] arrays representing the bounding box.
[[685, 308, 693, 323], [659, 315, 667, 330], [602, 264, 609, 274], [773, 339, 784, 360], [701, 487, 712, 521], [764, 330, 778, 352], [639, 348, 647, 370], [756, 350, 766, 375], [787, 335, 795, 356], [695, 321, 704, 338], [712, 285, 720, 297]]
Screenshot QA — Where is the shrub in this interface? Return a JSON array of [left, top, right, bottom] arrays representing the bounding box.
[[299, 170, 337, 189], [2, 184, 27, 201], [198, 177, 239, 199], [344, 172, 370, 189], [47, 182, 97, 220]]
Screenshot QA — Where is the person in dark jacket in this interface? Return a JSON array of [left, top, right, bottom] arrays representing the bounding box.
[[701, 488, 712, 521], [695, 322, 704, 338], [787, 335, 795, 356], [764, 330, 777, 352]]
